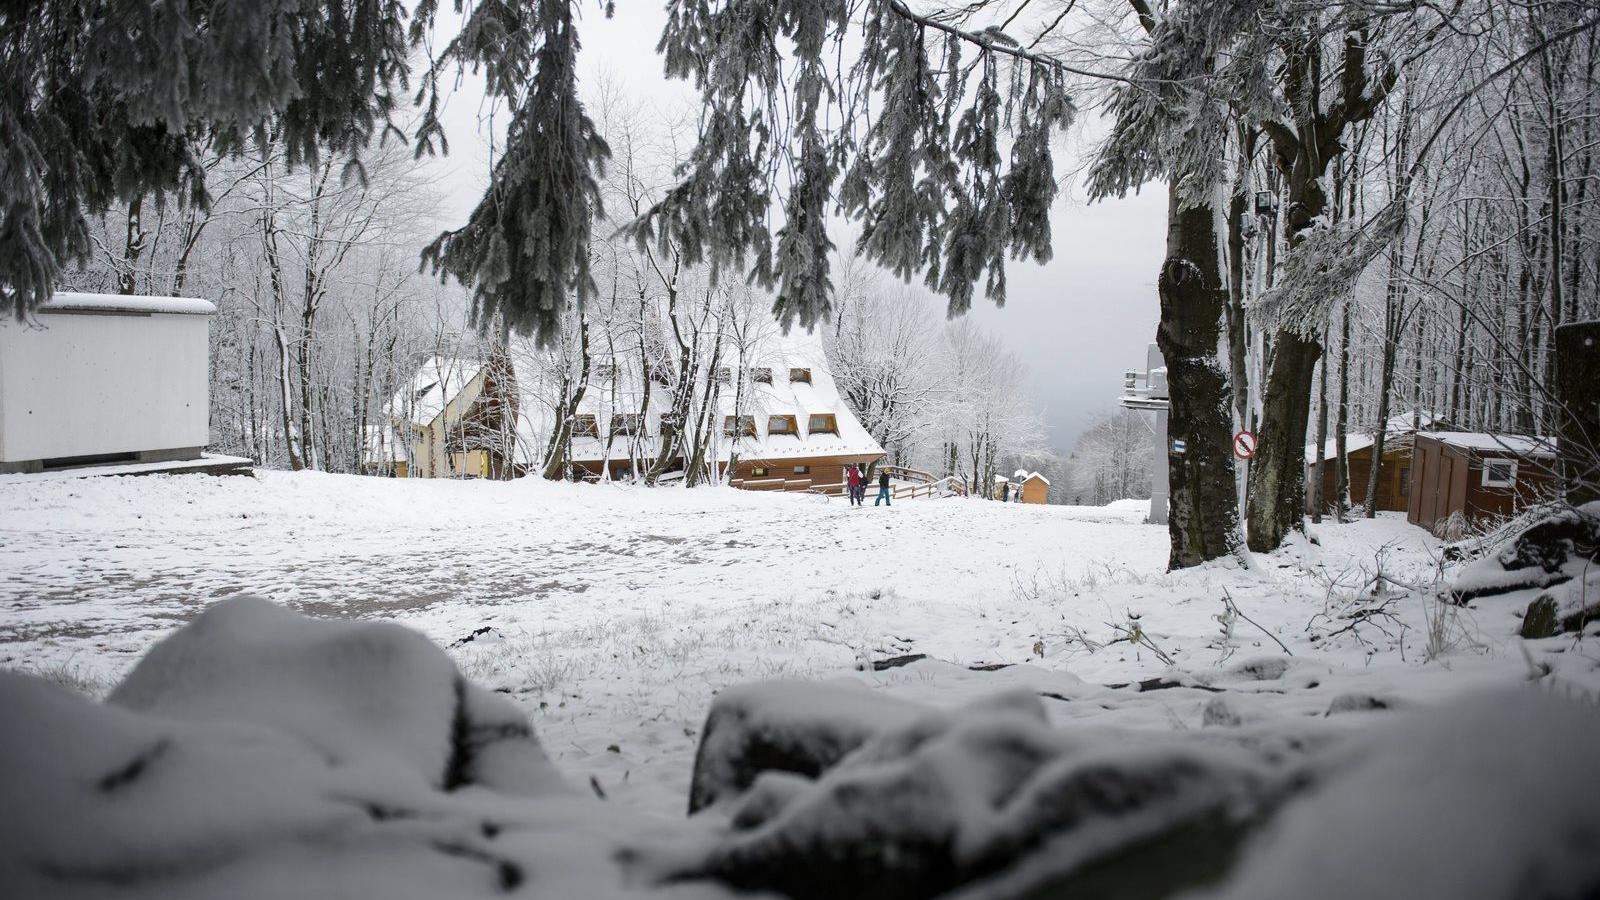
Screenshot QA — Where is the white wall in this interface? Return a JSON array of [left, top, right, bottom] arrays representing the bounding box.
[[0, 294, 214, 464]]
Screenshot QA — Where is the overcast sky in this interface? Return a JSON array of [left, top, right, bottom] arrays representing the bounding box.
[[420, 7, 1164, 454]]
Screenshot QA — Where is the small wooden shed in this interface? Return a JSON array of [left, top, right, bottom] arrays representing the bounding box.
[[1406, 432, 1558, 532], [1017, 471, 1049, 504]]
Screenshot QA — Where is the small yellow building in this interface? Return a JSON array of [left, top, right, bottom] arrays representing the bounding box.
[[996, 471, 1050, 504], [376, 356, 515, 479], [1017, 471, 1050, 504]]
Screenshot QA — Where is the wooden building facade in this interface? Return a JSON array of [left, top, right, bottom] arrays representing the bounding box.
[[1406, 432, 1559, 532]]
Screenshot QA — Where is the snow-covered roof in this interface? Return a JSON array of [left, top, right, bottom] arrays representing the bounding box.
[[1416, 431, 1556, 457], [520, 329, 884, 465], [41, 292, 216, 316], [388, 356, 482, 426], [1304, 410, 1442, 464]]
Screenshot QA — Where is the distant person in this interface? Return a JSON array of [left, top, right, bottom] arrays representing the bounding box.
[[846, 464, 863, 506], [1000, 481, 1011, 503], [874, 467, 892, 507]]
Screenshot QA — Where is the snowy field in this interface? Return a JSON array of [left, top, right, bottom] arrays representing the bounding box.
[[5, 469, 1595, 823]]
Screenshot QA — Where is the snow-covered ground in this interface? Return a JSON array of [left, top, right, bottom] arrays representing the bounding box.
[[2, 470, 1596, 821]]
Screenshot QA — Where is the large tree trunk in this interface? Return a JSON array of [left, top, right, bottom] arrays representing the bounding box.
[[1159, 184, 1240, 568], [1246, 331, 1320, 551]]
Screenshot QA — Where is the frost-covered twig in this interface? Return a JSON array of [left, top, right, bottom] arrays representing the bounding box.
[[1221, 589, 1292, 656]]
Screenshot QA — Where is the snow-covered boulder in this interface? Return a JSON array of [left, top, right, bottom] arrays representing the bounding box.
[[649, 686, 1290, 900], [109, 595, 565, 794], [0, 597, 680, 900], [646, 683, 1600, 900], [688, 680, 930, 814]]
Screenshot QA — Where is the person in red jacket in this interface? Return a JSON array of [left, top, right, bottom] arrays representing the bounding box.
[[846, 464, 863, 506]]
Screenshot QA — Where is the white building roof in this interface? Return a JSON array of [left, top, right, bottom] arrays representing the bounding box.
[[1304, 410, 1442, 464], [552, 329, 884, 465], [387, 356, 482, 427], [42, 292, 216, 316], [1416, 431, 1556, 457]]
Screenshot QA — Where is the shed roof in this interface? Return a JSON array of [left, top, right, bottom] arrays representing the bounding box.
[[1416, 431, 1556, 457], [42, 292, 216, 316]]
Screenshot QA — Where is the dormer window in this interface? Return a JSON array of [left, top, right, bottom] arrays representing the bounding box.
[[752, 367, 773, 384], [808, 413, 837, 434], [790, 367, 812, 384], [723, 415, 756, 437], [610, 413, 642, 435], [716, 366, 732, 384], [573, 414, 598, 437], [595, 363, 618, 380], [768, 415, 797, 435]]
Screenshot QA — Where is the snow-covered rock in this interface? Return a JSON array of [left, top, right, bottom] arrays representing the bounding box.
[[109, 595, 565, 794], [647, 682, 1600, 900], [647, 685, 1288, 900], [0, 597, 713, 900], [688, 680, 929, 814]]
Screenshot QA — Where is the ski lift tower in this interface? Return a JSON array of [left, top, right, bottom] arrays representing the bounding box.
[[1119, 343, 1169, 525]]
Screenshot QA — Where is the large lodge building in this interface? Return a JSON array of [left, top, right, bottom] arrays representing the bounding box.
[[376, 332, 884, 493]]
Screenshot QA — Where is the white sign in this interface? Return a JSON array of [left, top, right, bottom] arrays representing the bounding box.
[[1171, 439, 1187, 455]]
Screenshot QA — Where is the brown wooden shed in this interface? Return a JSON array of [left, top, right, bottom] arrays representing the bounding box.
[[1406, 432, 1558, 532], [1305, 435, 1415, 514]]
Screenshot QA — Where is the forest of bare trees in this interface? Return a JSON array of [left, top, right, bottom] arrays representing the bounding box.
[[10, 0, 1599, 542]]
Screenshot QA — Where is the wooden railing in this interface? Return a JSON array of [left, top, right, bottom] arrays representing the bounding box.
[[811, 472, 967, 500]]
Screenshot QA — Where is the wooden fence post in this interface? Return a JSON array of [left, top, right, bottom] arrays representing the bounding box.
[[1555, 321, 1600, 506]]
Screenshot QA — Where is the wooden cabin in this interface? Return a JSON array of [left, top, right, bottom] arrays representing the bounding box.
[[1304, 413, 1444, 514], [1019, 472, 1049, 504], [383, 332, 883, 492], [1406, 432, 1558, 532], [992, 472, 1049, 504]]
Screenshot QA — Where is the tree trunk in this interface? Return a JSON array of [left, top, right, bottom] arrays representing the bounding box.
[[1554, 321, 1600, 505], [1246, 331, 1320, 550], [119, 195, 145, 295], [1159, 183, 1240, 567]]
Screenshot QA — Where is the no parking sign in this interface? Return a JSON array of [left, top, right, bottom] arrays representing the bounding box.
[[1233, 430, 1258, 460]]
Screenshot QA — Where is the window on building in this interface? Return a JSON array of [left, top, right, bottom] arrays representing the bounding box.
[[1482, 459, 1517, 488], [611, 413, 642, 435], [573, 414, 598, 437], [794, 465, 810, 475], [724, 415, 756, 437], [1398, 466, 1410, 497], [768, 414, 797, 435], [808, 413, 837, 434], [594, 363, 618, 380], [789, 367, 812, 384], [716, 366, 732, 384], [752, 367, 773, 384], [750, 465, 770, 477]]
